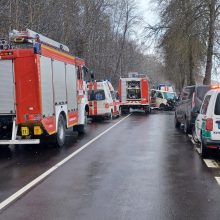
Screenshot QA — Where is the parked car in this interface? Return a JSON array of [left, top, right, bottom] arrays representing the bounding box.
[[150, 89, 177, 110], [194, 87, 220, 157], [175, 85, 211, 134]]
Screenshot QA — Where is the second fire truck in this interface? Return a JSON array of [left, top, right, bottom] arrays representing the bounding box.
[[118, 73, 150, 114]]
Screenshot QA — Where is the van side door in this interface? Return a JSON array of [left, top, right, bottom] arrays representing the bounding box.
[[176, 87, 194, 123]]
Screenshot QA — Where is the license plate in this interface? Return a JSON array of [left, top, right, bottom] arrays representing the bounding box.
[[21, 127, 29, 136]]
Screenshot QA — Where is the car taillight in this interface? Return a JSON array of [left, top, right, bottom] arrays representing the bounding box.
[[206, 118, 213, 131], [105, 103, 109, 108]]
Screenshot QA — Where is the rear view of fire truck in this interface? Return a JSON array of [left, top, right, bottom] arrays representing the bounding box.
[[0, 29, 89, 147], [118, 75, 150, 114]]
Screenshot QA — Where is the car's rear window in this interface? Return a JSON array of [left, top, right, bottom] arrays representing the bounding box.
[[88, 90, 105, 101], [215, 93, 220, 115], [196, 87, 210, 101]]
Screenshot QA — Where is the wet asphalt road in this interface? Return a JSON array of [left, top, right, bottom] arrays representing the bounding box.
[[1, 111, 220, 219]]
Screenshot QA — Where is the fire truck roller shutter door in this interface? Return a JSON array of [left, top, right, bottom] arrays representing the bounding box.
[[0, 60, 15, 114], [66, 64, 77, 111], [52, 60, 67, 105], [40, 56, 54, 117]]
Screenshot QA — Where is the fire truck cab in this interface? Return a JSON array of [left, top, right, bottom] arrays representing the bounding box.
[[0, 29, 89, 147]]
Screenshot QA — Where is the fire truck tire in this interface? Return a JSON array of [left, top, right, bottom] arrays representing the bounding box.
[[145, 106, 151, 114], [54, 114, 66, 147]]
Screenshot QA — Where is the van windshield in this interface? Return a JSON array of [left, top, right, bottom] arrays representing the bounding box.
[[215, 93, 220, 115], [88, 90, 105, 101]]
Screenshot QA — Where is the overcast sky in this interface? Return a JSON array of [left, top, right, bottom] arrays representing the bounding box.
[[134, 0, 159, 53], [138, 0, 159, 25]]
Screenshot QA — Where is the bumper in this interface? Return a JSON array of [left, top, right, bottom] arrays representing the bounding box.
[[89, 113, 111, 118], [203, 139, 220, 149], [0, 139, 40, 145], [121, 104, 149, 109]]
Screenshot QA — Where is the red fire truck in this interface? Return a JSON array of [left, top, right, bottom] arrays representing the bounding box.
[[0, 29, 89, 147], [118, 75, 150, 114]]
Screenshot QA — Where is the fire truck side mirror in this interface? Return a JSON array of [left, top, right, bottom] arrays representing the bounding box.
[[90, 70, 95, 81], [34, 42, 41, 54]]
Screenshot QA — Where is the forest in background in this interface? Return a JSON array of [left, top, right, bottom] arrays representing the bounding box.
[[0, 0, 164, 88], [147, 0, 220, 90], [1, 0, 220, 90]]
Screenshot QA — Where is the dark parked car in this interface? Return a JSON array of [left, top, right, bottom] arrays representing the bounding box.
[[175, 85, 211, 134]]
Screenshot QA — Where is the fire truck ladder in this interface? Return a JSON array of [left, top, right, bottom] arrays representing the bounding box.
[[9, 29, 69, 52]]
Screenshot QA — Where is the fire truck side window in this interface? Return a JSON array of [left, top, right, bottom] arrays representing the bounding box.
[[82, 66, 89, 81]]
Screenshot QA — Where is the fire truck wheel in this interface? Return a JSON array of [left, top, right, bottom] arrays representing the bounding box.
[[54, 114, 66, 147], [145, 107, 151, 114]]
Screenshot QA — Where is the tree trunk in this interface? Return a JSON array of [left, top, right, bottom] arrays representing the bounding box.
[[203, 0, 216, 85], [189, 40, 195, 85]]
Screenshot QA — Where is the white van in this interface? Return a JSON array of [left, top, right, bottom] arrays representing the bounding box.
[[194, 87, 220, 157], [87, 81, 120, 119]]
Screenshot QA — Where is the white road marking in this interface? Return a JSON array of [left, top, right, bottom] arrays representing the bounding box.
[[215, 177, 220, 185], [203, 159, 219, 168], [0, 114, 131, 211]]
